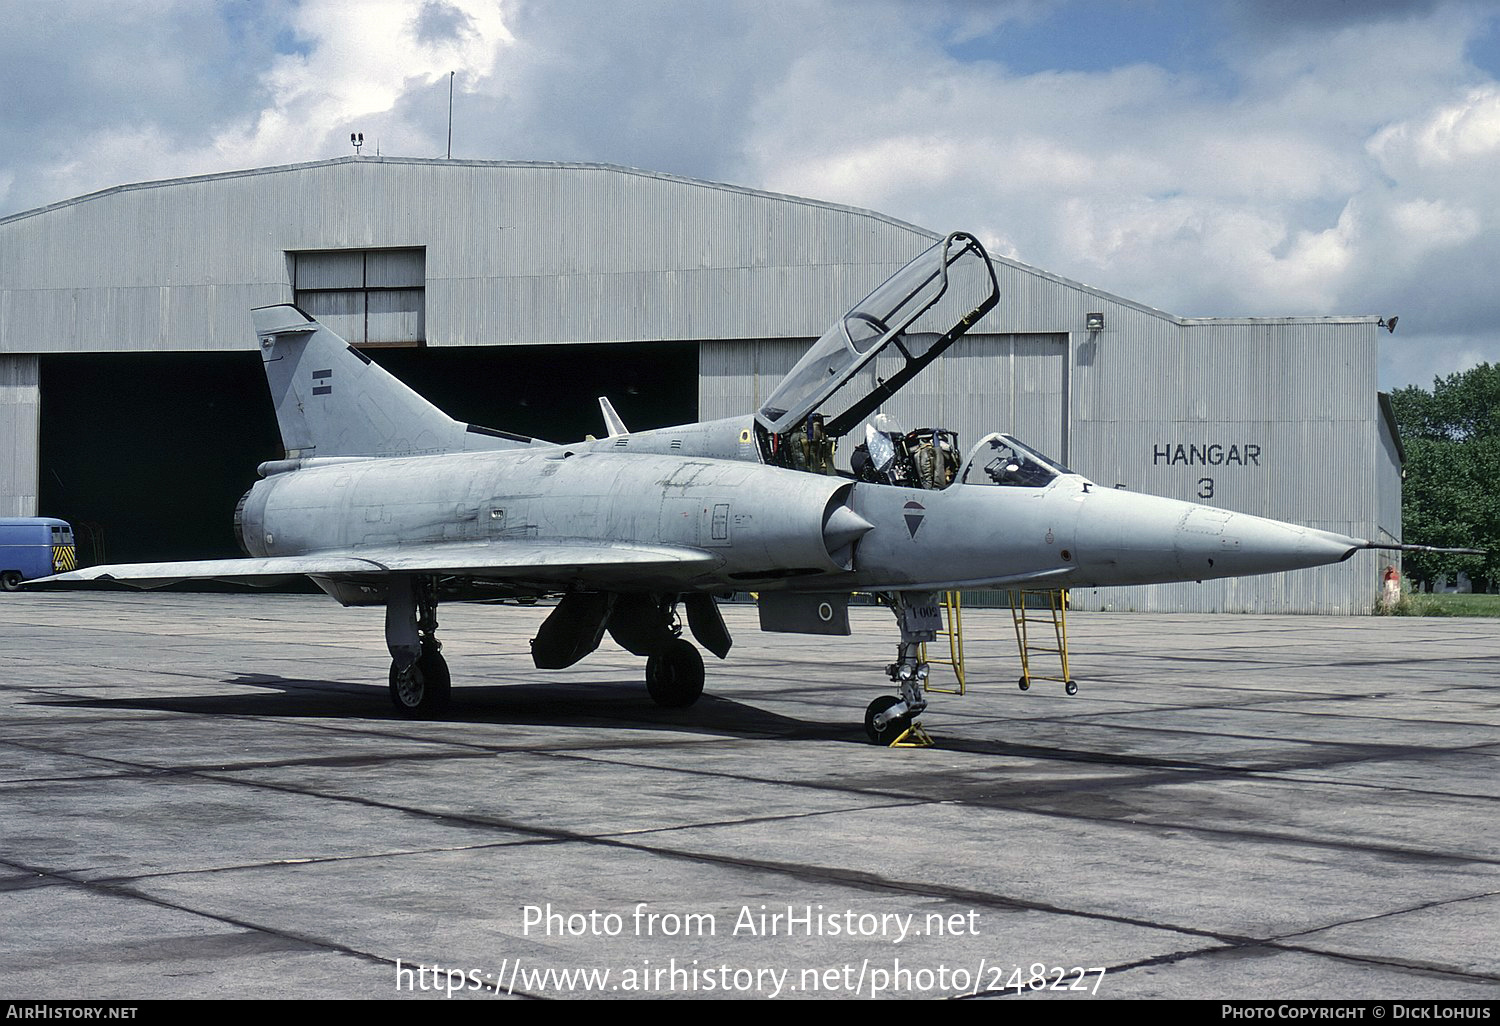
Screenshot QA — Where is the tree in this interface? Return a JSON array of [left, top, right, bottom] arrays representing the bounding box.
[[1388, 364, 1500, 591]]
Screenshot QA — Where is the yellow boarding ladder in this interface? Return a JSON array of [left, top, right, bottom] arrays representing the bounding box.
[[1008, 589, 1077, 696]]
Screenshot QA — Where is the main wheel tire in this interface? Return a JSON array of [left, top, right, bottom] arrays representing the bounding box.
[[864, 694, 910, 746], [0, 571, 22, 592], [645, 639, 705, 708], [389, 646, 451, 717]]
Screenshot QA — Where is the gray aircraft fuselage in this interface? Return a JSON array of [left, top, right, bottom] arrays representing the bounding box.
[[236, 414, 1363, 601]]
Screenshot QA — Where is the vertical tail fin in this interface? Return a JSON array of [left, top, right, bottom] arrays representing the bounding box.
[[252, 305, 539, 458]]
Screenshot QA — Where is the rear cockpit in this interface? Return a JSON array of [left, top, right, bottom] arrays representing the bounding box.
[[747, 231, 1084, 493], [755, 232, 999, 472], [850, 421, 962, 489]]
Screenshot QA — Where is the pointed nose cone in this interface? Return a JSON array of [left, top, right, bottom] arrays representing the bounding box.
[[1173, 505, 1360, 579], [1074, 488, 1361, 587]]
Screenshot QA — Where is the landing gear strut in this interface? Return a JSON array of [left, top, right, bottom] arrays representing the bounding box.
[[864, 591, 941, 745], [386, 575, 450, 717]]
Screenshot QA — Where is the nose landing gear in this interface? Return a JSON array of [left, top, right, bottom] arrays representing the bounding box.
[[864, 591, 941, 746]]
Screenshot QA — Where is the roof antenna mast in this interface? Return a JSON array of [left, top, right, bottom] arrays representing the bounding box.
[[446, 71, 455, 159]]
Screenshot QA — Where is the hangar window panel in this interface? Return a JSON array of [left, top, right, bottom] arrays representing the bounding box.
[[365, 249, 425, 289], [293, 248, 425, 347], [295, 251, 365, 290], [367, 289, 426, 345], [298, 290, 366, 346]]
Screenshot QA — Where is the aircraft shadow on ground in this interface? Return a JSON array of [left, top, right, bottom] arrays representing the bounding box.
[[35, 672, 869, 745], [30, 673, 1230, 767]]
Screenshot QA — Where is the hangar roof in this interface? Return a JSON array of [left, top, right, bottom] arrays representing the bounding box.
[[0, 156, 1377, 356]]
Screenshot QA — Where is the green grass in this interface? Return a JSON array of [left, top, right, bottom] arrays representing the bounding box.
[[1385, 592, 1500, 617]]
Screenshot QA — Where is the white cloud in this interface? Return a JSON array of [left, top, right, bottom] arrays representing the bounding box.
[[724, 1, 1500, 384], [1369, 84, 1500, 171], [1381, 332, 1495, 390], [209, 0, 513, 167], [0, 0, 513, 208], [1388, 197, 1480, 251], [4, 0, 1500, 387]]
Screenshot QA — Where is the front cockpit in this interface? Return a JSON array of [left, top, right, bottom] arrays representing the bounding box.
[[956, 433, 1075, 488]]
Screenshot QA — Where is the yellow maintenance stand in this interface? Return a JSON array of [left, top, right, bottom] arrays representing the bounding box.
[[1008, 589, 1077, 695], [915, 589, 1076, 697], [919, 590, 966, 695]]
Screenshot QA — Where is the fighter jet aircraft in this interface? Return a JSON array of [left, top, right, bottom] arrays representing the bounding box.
[[38, 232, 1446, 743]]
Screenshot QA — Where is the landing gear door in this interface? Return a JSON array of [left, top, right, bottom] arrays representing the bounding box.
[[755, 232, 999, 441]]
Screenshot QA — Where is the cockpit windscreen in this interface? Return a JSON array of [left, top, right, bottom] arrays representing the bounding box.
[[959, 434, 1074, 488]]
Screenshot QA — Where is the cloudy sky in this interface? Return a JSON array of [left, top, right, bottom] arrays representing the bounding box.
[[3, 0, 1498, 390]]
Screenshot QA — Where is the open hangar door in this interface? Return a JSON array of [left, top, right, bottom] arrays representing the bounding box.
[[39, 353, 282, 566], [38, 341, 699, 566]]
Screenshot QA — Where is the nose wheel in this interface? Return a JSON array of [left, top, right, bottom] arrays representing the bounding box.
[[864, 695, 909, 745], [861, 591, 943, 746]]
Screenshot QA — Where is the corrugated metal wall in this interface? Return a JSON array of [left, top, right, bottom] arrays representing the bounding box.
[[1376, 402, 1404, 546], [0, 157, 936, 355], [0, 355, 39, 515], [1065, 318, 1386, 613]]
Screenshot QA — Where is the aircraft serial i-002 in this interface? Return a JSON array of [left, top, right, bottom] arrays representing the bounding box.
[[39, 233, 1440, 743]]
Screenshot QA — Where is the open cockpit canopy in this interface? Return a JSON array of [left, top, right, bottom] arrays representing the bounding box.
[[756, 232, 999, 439]]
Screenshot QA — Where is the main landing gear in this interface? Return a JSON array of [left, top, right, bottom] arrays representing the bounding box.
[[864, 591, 941, 746], [646, 638, 705, 708], [610, 596, 708, 708], [529, 591, 725, 709], [383, 584, 725, 717], [386, 575, 450, 717]]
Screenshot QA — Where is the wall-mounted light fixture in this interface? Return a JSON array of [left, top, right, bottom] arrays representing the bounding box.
[[1085, 312, 1104, 332]]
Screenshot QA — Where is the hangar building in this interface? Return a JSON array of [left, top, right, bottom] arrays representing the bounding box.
[[0, 156, 1402, 613]]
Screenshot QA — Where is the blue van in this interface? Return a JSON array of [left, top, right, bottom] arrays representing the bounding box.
[[0, 518, 77, 590]]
